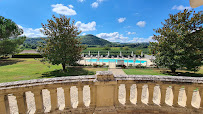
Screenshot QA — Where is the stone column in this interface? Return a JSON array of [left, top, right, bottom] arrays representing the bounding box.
[[199, 87, 203, 108], [94, 71, 117, 113], [136, 83, 143, 105], [49, 88, 58, 112], [160, 84, 168, 106], [63, 86, 71, 109], [15, 92, 28, 114], [185, 86, 194, 108], [32, 90, 44, 113], [148, 84, 155, 105], [90, 85, 96, 108], [0, 95, 8, 114], [125, 84, 132, 105], [172, 85, 181, 107], [114, 84, 121, 106], [77, 85, 85, 108]]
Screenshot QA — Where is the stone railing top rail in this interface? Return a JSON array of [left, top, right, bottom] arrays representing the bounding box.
[[115, 75, 203, 83], [0, 74, 203, 90], [0, 75, 95, 90]]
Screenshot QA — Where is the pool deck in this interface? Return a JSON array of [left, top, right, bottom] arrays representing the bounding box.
[[79, 57, 153, 67]]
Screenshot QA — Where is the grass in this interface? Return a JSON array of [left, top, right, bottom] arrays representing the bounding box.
[[0, 58, 107, 83], [123, 68, 203, 77], [1, 58, 202, 83]]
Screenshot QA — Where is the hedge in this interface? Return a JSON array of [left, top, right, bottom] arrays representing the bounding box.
[[12, 53, 42, 58]]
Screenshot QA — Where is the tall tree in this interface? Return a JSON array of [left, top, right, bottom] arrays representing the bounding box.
[[39, 15, 84, 72], [150, 9, 203, 73], [0, 16, 25, 57]]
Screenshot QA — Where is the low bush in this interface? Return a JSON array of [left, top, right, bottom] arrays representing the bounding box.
[[116, 64, 126, 68], [135, 64, 146, 68]]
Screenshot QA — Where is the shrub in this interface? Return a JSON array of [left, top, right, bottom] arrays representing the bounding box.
[[12, 53, 42, 58], [93, 63, 98, 67], [103, 47, 111, 50], [122, 65, 126, 69], [135, 64, 146, 68], [123, 47, 129, 50]]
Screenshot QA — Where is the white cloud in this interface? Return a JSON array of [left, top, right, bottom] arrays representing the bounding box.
[[18, 25, 46, 38], [91, 2, 99, 8], [127, 32, 136, 35], [96, 32, 128, 42], [68, 5, 74, 9], [172, 5, 191, 10], [96, 32, 155, 43], [128, 36, 155, 43], [97, 0, 104, 2], [136, 21, 146, 27], [51, 4, 76, 16], [91, 0, 104, 8], [118, 17, 126, 23], [82, 33, 86, 35], [17, 25, 23, 29], [78, 0, 85, 2], [124, 26, 132, 28], [75, 21, 96, 32]]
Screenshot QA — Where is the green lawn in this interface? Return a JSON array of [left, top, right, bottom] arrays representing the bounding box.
[[0, 58, 107, 83], [123, 68, 203, 77]]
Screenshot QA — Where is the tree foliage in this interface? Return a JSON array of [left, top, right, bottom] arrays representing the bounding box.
[[123, 46, 130, 50], [0, 16, 25, 57], [38, 15, 84, 72], [150, 10, 203, 73], [103, 46, 111, 50]]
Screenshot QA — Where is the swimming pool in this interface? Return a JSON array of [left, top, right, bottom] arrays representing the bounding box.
[[85, 59, 147, 64]]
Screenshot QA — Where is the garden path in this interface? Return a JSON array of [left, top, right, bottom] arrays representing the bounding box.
[[108, 68, 127, 76]]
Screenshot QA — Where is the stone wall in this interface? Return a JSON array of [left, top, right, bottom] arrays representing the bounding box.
[[0, 71, 203, 114]]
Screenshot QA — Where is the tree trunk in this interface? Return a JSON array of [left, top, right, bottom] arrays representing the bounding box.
[[62, 63, 67, 72], [171, 68, 176, 74]]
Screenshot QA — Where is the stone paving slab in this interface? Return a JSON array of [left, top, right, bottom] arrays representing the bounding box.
[[108, 68, 127, 76]]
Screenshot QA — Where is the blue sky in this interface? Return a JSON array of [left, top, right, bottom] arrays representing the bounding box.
[[0, 0, 202, 43]]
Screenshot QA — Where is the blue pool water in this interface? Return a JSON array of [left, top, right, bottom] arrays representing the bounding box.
[[86, 59, 146, 63]]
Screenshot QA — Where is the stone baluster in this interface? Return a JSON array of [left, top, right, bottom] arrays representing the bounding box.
[[77, 85, 85, 108], [172, 85, 181, 107], [148, 84, 155, 105], [160, 84, 168, 106], [199, 87, 203, 108], [49, 88, 58, 112], [125, 84, 132, 105], [90, 85, 96, 108], [15, 92, 28, 114], [32, 90, 44, 113], [63, 86, 72, 109], [0, 95, 8, 114], [136, 83, 143, 105], [185, 86, 195, 108], [114, 84, 121, 106]]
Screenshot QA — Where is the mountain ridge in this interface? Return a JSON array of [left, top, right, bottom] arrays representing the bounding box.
[[25, 34, 112, 46], [77, 34, 112, 46]]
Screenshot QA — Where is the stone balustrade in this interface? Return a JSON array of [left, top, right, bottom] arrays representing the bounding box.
[[0, 71, 203, 114]]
